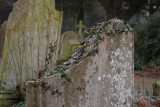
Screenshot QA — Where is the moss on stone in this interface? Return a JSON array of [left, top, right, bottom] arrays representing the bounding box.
[[63, 42, 78, 59]]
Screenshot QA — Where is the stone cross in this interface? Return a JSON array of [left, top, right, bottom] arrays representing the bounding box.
[[57, 21, 86, 61], [58, 31, 79, 61], [76, 20, 86, 39]]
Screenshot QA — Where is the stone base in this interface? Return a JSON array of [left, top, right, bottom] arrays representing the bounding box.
[[0, 91, 18, 107]]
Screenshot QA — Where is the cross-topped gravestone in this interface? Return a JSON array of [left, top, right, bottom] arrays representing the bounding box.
[[76, 20, 86, 39], [58, 20, 86, 61]]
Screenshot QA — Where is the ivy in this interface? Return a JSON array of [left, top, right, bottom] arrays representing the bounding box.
[[135, 12, 160, 66]]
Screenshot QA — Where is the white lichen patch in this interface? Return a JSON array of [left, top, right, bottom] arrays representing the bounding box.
[[97, 76, 102, 81], [106, 34, 133, 106], [82, 30, 133, 107]]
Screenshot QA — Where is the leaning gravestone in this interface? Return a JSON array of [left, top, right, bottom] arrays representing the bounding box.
[[58, 20, 85, 61], [0, 0, 62, 90], [26, 19, 134, 107], [58, 31, 79, 60]]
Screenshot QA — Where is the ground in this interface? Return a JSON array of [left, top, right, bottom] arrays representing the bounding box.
[[135, 70, 160, 91], [134, 69, 160, 106]]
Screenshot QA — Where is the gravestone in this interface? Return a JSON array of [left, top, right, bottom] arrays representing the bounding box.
[[0, 21, 7, 56], [76, 20, 86, 38], [0, 0, 63, 90], [58, 31, 79, 60], [153, 82, 160, 96], [26, 19, 134, 107], [58, 20, 85, 61]]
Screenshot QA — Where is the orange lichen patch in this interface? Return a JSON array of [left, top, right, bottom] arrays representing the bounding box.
[[155, 100, 160, 107], [38, 70, 45, 79], [16, 85, 26, 101], [136, 97, 146, 107]]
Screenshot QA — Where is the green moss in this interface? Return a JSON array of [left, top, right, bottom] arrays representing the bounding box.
[[96, 35, 101, 40], [83, 32, 89, 38], [0, 0, 63, 90], [82, 45, 86, 49], [56, 59, 68, 65], [153, 82, 160, 96], [63, 42, 78, 59], [0, 35, 10, 83]]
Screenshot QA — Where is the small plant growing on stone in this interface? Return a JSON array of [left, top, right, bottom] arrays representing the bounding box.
[[105, 21, 111, 27], [83, 32, 89, 38]]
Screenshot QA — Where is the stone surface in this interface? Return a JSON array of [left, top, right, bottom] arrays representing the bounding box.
[[0, 91, 17, 107], [0, 21, 7, 56], [0, 0, 63, 90], [26, 19, 134, 107]]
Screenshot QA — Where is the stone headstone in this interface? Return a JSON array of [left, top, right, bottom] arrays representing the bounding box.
[[26, 19, 134, 107], [153, 82, 160, 96], [58, 20, 85, 61], [58, 31, 79, 60], [76, 20, 86, 38], [0, 0, 63, 90], [0, 21, 7, 56]]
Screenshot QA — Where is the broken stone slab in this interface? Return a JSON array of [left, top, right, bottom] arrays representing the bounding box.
[[26, 19, 134, 107], [0, 0, 63, 90], [49, 19, 131, 77]]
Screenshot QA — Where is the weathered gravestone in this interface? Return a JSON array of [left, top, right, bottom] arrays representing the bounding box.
[[0, 0, 63, 90], [76, 20, 86, 38], [0, 21, 7, 56], [26, 19, 134, 107], [58, 20, 85, 61], [58, 31, 79, 61]]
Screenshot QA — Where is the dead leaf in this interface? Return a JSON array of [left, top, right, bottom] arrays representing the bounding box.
[[136, 97, 146, 107]]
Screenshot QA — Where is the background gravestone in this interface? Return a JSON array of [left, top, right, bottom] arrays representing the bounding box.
[[0, 0, 63, 90], [58, 20, 85, 61], [58, 31, 79, 60], [26, 19, 134, 107]]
